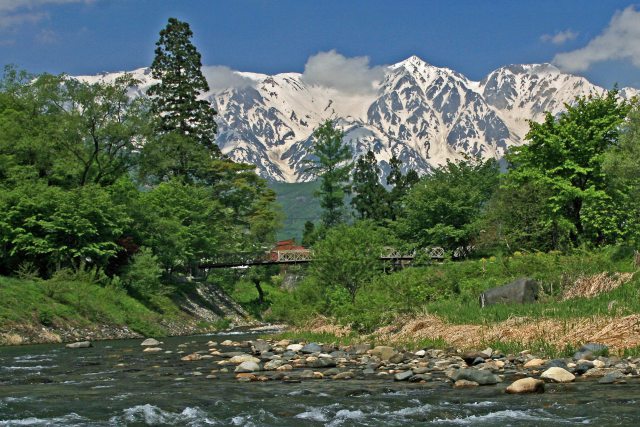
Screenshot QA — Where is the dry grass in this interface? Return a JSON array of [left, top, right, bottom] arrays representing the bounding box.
[[0, 333, 24, 345], [561, 272, 634, 300], [300, 313, 640, 353], [368, 314, 640, 352], [297, 315, 353, 337]]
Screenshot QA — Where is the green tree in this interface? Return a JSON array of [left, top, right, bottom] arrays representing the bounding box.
[[0, 182, 130, 275], [351, 150, 388, 221], [386, 155, 419, 220], [305, 120, 352, 228], [602, 103, 640, 245], [144, 17, 219, 181], [148, 17, 217, 149], [508, 91, 631, 246], [396, 157, 499, 251], [311, 221, 389, 303]]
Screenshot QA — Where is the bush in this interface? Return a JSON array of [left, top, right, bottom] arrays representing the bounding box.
[[122, 247, 163, 297]]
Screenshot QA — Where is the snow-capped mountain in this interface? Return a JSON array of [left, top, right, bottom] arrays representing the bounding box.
[[77, 56, 638, 182]]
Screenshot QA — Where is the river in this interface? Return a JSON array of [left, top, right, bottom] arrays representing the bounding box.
[[1, 332, 639, 426]]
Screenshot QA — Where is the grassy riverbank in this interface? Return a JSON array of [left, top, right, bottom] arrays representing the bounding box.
[[0, 275, 232, 345], [257, 247, 640, 355]]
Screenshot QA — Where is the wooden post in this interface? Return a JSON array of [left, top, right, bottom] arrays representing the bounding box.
[[634, 250, 640, 269]]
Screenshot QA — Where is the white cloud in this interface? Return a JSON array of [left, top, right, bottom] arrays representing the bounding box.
[[553, 6, 640, 72], [201, 65, 255, 92], [540, 29, 578, 45], [0, 0, 91, 29], [36, 27, 57, 43], [302, 50, 385, 94]]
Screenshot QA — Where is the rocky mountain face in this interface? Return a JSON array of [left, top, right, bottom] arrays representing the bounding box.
[[79, 56, 637, 182]]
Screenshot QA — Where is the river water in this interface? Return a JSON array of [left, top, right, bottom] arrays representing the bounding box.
[[1, 332, 639, 426]]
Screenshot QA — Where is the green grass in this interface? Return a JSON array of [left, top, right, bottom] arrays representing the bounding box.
[[269, 181, 321, 241], [0, 275, 222, 340], [265, 246, 639, 333]]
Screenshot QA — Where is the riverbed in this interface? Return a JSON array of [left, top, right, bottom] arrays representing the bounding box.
[[1, 332, 639, 426]]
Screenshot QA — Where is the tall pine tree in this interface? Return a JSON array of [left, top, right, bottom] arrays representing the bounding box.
[[148, 18, 218, 149], [351, 150, 388, 221]]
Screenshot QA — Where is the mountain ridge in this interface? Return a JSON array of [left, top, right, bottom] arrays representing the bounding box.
[[77, 56, 638, 182]]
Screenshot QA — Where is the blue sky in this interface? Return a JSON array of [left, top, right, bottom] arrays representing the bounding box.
[[0, 0, 639, 88]]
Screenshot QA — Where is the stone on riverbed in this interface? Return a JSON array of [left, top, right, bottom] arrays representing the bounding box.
[[263, 360, 284, 371], [574, 343, 608, 360], [332, 371, 354, 380], [301, 343, 322, 354], [394, 371, 414, 381], [540, 367, 575, 383], [229, 355, 261, 364], [453, 369, 500, 385], [371, 346, 397, 361], [506, 378, 545, 394], [286, 344, 304, 352], [140, 338, 160, 347], [250, 340, 271, 354], [523, 358, 545, 368], [143, 347, 162, 353], [235, 361, 261, 373], [454, 379, 479, 388], [598, 371, 626, 384], [181, 353, 202, 361], [66, 341, 92, 349]]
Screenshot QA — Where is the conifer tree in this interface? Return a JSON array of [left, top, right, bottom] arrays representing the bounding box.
[[146, 17, 219, 175], [351, 150, 388, 221], [305, 120, 352, 228]]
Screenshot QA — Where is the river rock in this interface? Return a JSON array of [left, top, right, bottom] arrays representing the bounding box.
[[371, 346, 397, 361], [394, 371, 414, 381], [351, 343, 371, 355], [236, 373, 257, 382], [583, 368, 611, 378], [140, 338, 160, 347], [410, 374, 431, 382], [235, 361, 261, 373], [414, 349, 426, 357], [454, 379, 479, 388], [181, 353, 202, 361], [275, 364, 293, 371], [263, 360, 284, 370], [524, 358, 545, 368], [462, 351, 487, 365], [221, 340, 234, 346], [506, 378, 545, 394], [143, 347, 162, 353], [592, 359, 606, 368], [574, 343, 608, 360], [545, 359, 568, 369], [286, 344, 304, 352], [251, 340, 271, 354], [453, 369, 500, 385], [412, 367, 430, 375], [540, 367, 575, 383], [308, 358, 336, 369], [333, 371, 354, 380], [229, 355, 261, 364], [66, 341, 92, 349], [301, 343, 322, 354], [598, 371, 626, 384]]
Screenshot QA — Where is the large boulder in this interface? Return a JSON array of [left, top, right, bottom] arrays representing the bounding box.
[[479, 278, 539, 307]]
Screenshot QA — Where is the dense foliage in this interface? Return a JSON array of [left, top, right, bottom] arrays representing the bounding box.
[[0, 18, 280, 304]]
